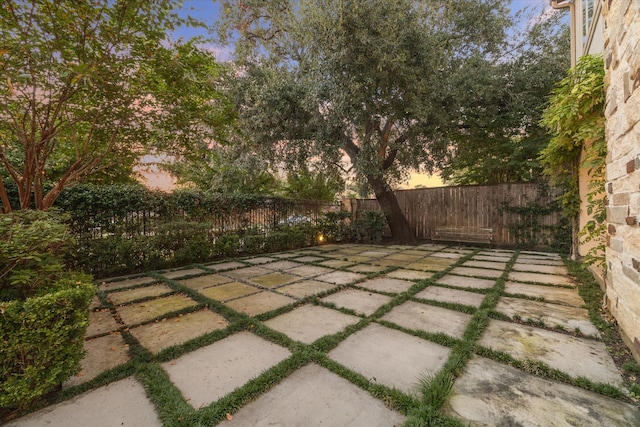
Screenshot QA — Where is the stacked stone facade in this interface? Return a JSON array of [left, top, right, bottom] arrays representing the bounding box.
[[603, 0, 640, 361]]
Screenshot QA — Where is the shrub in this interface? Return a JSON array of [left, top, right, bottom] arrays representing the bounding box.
[[0, 210, 95, 411], [317, 210, 352, 242], [1, 210, 74, 301], [214, 234, 240, 258], [351, 210, 387, 243], [0, 279, 95, 411]]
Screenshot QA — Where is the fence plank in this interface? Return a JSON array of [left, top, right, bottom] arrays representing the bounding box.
[[354, 183, 562, 247]]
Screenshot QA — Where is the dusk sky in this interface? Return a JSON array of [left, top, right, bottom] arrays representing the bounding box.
[[172, 0, 565, 61]]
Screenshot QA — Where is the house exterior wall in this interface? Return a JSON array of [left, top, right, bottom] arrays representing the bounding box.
[[603, 0, 640, 361]]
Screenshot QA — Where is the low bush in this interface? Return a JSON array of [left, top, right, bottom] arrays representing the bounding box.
[[317, 210, 386, 244], [351, 210, 386, 243], [0, 279, 95, 411], [0, 210, 95, 412]]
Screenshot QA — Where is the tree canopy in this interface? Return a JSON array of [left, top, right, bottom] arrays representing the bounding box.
[[217, 0, 512, 242], [439, 9, 571, 185], [0, 0, 233, 212]]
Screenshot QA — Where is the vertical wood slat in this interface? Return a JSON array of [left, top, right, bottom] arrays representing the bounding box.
[[353, 183, 561, 247]]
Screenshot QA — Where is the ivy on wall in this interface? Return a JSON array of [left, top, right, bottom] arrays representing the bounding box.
[[540, 54, 606, 266]]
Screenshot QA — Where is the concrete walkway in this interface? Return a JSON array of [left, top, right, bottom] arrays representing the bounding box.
[[8, 244, 640, 426]]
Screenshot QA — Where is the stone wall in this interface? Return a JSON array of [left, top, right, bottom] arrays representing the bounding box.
[[603, 0, 640, 362]]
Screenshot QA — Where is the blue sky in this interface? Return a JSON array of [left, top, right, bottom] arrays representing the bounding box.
[[173, 0, 562, 60]]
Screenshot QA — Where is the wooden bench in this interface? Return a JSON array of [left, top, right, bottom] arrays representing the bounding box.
[[432, 226, 493, 246]]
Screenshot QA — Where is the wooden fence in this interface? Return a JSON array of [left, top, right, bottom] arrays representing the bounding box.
[[353, 183, 564, 247]]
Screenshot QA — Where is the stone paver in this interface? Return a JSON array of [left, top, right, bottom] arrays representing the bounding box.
[[161, 332, 291, 408], [226, 291, 296, 316], [86, 310, 120, 338], [130, 309, 229, 354], [229, 364, 405, 427], [446, 356, 640, 427], [65, 333, 129, 387], [416, 286, 484, 308], [513, 257, 564, 266], [509, 271, 575, 286], [276, 280, 335, 298], [479, 319, 623, 386], [338, 255, 370, 263], [504, 281, 585, 307], [249, 272, 298, 288], [287, 265, 334, 277], [197, 282, 260, 301], [205, 261, 246, 271], [436, 274, 495, 289], [177, 274, 231, 290], [244, 256, 276, 264], [329, 323, 450, 394], [495, 296, 598, 336], [372, 258, 412, 267], [431, 252, 463, 260], [449, 267, 502, 279], [161, 268, 205, 279], [321, 289, 392, 316], [117, 294, 198, 326], [107, 284, 173, 305], [406, 258, 456, 271], [293, 255, 325, 262], [318, 259, 355, 268], [463, 260, 507, 270], [224, 266, 270, 279], [386, 269, 433, 281], [472, 255, 512, 263], [315, 271, 366, 285], [512, 263, 568, 275], [10, 378, 161, 427], [359, 250, 392, 258], [347, 264, 387, 273], [271, 252, 300, 258], [382, 301, 472, 339], [261, 260, 302, 270], [358, 277, 414, 294], [264, 304, 360, 344], [383, 253, 423, 262], [99, 276, 155, 292]]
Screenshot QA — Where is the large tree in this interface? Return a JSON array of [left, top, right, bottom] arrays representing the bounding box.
[[217, 0, 511, 243], [439, 8, 571, 185], [0, 0, 233, 212]]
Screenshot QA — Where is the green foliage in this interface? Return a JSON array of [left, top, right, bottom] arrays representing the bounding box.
[[163, 144, 280, 195], [501, 184, 570, 251], [282, 167, 344, 202], [214, 234, 240, 258], [351, 211, 387, 244], [441, 9, 570, 185], [0, 210, 95, 411], [0, 210, 90, 301], [56, 184, 330, 276], [0, 279, 95, 411], [317, 210, 386, 244], [219, 0, 512, 241], [540, 54, 605, 262], [317, 211, 353, 242], [0, 1, 232, 211]]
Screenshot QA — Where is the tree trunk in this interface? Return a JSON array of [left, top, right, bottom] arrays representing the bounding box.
[[366, 174, 416, 244]]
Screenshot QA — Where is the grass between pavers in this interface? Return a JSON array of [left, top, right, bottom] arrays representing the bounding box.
[[16, 245, 637, 425]]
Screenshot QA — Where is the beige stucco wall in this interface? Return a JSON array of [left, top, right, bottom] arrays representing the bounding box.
[[603, 0, 640, 362]]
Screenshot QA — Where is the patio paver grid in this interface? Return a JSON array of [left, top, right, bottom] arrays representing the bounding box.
[[9, 244, 639, 427]]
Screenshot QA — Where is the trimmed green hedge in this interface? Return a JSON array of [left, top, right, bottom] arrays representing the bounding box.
[[0, 279, 95, 410], [0, 210, 95, 412]]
